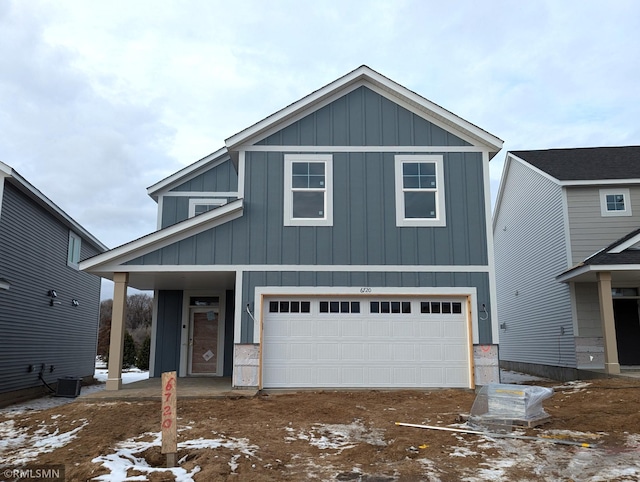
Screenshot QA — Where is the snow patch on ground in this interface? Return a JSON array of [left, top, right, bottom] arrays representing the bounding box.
[[0, 417, 88, 465], [91, 431, 259, 480], [293, 421, 387, 453]]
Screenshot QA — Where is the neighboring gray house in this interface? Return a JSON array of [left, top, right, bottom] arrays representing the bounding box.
[[81, 65, 503, 391], [493, 146, 640, 380], [0, 161, 107, 406]]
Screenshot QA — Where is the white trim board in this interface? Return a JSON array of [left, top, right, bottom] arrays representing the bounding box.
[[240, 145, 492, 153], [90, 263, 492, 275]]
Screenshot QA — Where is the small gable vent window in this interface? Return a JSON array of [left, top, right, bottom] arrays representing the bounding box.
[[395, 155, 446, 227], [188, 198, 227, 218], [284, 154, 333, 226], [600, 188, 631, 217], [67, 231, 81, 269]]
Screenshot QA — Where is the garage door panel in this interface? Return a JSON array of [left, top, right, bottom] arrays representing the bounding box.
[[368, 367, 391, 385], [290, 344, 315, 360], [318, 320, 340, 336], [341, 343, 364, 360], [444, 344, 468, 361], [419, 322, 443, 337], [316, 343, 340, 360], [368, 321, 392, 337], [263, 296, 470, 388], [392, 321, 415, 337], [444, 321, 466, 338], [369, 343, 391, 360], [393, 344, 415, 361], [419, 344, 443, 361], [342, 367, 365, 384], [341, 320, 364, 337]]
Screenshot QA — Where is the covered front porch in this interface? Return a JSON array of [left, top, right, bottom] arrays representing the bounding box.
[[103, 269, 237, 391], [559, 263, 640, 376]]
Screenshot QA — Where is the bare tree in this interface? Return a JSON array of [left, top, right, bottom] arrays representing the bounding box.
[[97, 294, 153, 358]]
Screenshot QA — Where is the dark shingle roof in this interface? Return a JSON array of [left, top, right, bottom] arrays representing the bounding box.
[[511, 146, 640, 181], [583, 227, 640, 266]]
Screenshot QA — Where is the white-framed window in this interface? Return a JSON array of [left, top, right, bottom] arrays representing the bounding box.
[[188, 198, 227, 218], [395, 155, 446, 227], [67, 231, 81, 268], [600, 188, 632, 217], [284, 154, 333, 226]]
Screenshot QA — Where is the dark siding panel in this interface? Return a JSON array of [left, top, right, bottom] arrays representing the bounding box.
[[153, 290, 182, 377], [0, 183, 102, 395]]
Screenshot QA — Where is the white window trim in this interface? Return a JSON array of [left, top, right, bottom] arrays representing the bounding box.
[[67, 231, 81, 269], [395, 155, 446, 227], [188, 198, 228, 218], [284, 154, 333, 226], [600, 188, 632, 217]]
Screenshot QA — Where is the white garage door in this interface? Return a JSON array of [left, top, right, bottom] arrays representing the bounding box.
[[262, 296, 471, 388]]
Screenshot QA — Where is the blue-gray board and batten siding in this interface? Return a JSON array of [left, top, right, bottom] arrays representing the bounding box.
[[161, 160, 239, 229], [127, 151, 487, 268], [0, 182, 102, 397]]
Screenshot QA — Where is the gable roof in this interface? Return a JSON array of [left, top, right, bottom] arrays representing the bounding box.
[[511, 146, 640, 182], [0, 161, 107, 252], [226, 65, 503, 157]]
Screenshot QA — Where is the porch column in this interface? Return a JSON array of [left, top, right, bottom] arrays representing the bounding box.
[[597, 271, 620, 375], [106, 272, 129, 390]]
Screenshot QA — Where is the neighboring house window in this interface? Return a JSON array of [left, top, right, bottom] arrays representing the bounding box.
[[395, 155, 446, 227], [67, 231, 81, 268], [600, 188, 632, 217], [284, 154, 333, 226], [188, 198, 227, 218]]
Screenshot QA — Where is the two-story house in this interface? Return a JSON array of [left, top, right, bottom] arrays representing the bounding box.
[[81, 66, 503, 391], [0, 161, 107, 406], [493, 146, 640, 380]]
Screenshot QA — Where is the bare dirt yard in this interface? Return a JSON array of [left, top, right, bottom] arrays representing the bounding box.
[[2, 377, 640, 481]]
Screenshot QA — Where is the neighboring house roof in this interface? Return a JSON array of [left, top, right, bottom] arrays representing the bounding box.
[[0, 161, 107, 252], [511, 146, 640, 182], [557, 227, 640, 282]]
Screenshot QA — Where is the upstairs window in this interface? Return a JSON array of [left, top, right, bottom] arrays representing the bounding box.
[[188, 198, 227, 218], [67, 231, 81, 268], [600, 188, 632, 217], [284, 154, 333, 226], [395, 155, 446, 227]]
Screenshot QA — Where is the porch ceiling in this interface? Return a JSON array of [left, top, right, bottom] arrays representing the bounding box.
[[108, 270, 236, 291]]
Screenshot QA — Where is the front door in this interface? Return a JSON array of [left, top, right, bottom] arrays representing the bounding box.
[[188, 308, 221, 375], [613, 299, 640, 365]]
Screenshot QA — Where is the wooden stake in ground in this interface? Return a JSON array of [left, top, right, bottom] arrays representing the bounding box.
[[161, 371, 177, 467]]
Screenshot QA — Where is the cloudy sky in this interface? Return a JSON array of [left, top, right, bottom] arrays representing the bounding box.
[[2, 1, 639, 298]]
